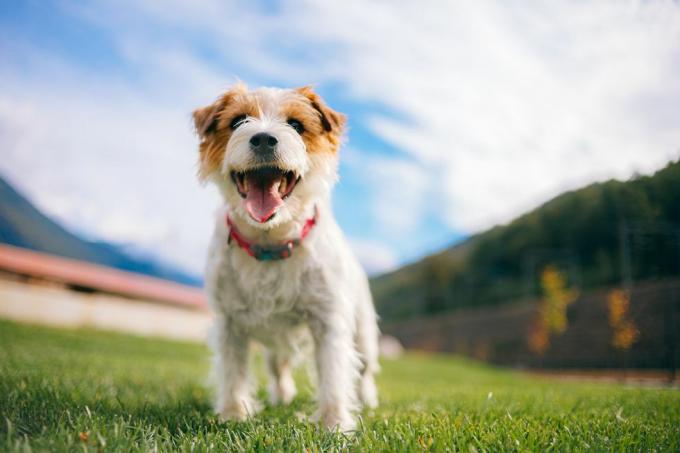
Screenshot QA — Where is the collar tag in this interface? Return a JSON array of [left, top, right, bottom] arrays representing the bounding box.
[[252, 242, 294, 261]]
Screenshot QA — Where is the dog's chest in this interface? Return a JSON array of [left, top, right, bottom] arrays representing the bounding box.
[[207, 243, 313, 326]]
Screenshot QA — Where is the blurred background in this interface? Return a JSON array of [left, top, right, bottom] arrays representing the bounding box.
[[1, 1, 679, 379]]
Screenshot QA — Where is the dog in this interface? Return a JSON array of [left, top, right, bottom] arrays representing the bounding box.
[[193, 83, 380, 431]]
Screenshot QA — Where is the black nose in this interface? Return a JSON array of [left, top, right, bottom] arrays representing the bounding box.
[[249, 132, 278, 155]]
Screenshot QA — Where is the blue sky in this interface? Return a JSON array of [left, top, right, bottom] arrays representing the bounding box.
[[1, 1, 679, 276]]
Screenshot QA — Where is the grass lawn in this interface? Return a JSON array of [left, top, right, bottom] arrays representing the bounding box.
[[1, 319, 678, 451]]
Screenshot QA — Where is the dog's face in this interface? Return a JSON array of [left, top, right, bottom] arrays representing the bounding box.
[[193, 84, 345, 228]]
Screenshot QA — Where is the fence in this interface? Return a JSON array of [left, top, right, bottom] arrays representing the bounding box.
[[383, 278, 679, 378]]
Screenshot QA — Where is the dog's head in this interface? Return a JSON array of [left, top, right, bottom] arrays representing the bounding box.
[[193, 84, 345, 227]]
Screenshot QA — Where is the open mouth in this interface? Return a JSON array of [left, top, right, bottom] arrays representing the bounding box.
[[230, 167, 300, 223]]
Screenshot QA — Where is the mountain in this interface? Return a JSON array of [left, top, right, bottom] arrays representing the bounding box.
[[0, 174, 202, 287], [371, 159, 680, 321]]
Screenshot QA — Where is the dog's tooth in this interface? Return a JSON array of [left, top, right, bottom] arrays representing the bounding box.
[[279, 176, 287, 194], [243, 177, 249, 192]]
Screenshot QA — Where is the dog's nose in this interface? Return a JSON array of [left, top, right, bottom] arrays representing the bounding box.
[[249, 132, 278, 156]]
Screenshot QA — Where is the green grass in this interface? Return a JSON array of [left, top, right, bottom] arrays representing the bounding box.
[[1, 319, 678, 452]]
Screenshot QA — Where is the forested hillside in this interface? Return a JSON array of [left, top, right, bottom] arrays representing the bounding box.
[[372, 160, 680, 320]]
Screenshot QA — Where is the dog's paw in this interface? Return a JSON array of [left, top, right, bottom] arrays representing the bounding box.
[[269, 374, 297, 406], [312, 406, 356, 433], [217, 397, 262, 422], [359, 374, 378, 409]]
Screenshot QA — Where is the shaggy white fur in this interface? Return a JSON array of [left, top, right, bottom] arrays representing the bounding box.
[[194, 86, 380, 432]]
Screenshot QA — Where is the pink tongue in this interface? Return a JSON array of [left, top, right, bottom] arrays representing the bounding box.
[[244, 175, 284, 223]]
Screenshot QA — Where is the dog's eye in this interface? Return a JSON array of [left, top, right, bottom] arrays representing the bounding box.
[[230, 115, 248, 130], [287, 118, 304, 135]]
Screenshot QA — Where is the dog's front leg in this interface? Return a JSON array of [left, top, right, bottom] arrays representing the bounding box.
[[309, 312, 359, 432], [210, 318, 260, 421]]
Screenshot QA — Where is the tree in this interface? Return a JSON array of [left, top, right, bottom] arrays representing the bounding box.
[[607, 289, 639, 350], [528, 265, 579, 355]]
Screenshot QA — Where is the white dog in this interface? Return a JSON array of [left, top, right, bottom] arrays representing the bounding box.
[[193, 83, 380, 431]]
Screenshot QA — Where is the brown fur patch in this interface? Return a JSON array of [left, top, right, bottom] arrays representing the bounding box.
[[193, 84, 260, 181], [294, 86, 346, 152]]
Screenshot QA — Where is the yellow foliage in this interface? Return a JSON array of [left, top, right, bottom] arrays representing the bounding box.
[[527, 322, 550, 355], [607, 289, 628, 327], [540, 265, 579, 334], [527, 264, 579, 355], [607, 289, 639, 350], [612, 322, 640, 350]]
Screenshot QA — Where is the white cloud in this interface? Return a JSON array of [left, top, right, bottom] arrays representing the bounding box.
[[0, 56, 222, 274], [349, 238, 399, 276], [276, 0, 680, 231], [1, 0, 679, 276]]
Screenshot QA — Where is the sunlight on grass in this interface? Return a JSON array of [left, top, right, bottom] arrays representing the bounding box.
[[1, 320, 678, 451]]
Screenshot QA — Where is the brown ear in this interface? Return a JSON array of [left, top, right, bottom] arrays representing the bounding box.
[[193, 83, 247, 140], [295, 86, 346, 135], [192, 102, 221, 140]]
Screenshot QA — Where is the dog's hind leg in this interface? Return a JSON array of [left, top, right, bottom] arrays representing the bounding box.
[[265, 349, 297, 406]]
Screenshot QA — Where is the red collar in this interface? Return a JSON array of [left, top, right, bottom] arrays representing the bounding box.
[[226, 207, 318, 261]]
